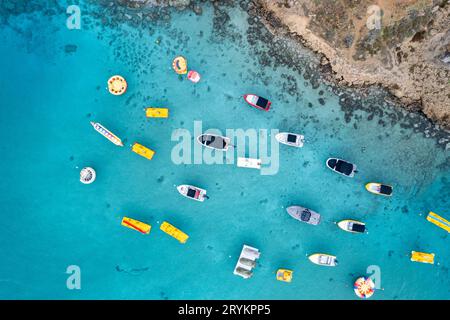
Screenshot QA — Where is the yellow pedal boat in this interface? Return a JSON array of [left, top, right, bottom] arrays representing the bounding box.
[[146, 107, 169, 118], [411, 251, 435, 264], [276, 269, 293, 282], [426, 211, 450, 233], [121, 217, 151, 234], [132, 142, 155, 160], [160, 221, 189, 243]]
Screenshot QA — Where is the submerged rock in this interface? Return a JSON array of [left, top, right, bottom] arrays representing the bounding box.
[[64, 44, 77, 54]]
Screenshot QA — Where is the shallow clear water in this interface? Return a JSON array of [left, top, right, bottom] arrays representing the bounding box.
[[0, 1, 449, 299]]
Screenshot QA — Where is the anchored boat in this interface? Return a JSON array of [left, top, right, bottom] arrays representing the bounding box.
[[90, 121, 123, 146], [146, 107, 169, 118], [131, 142, 155, 160], [121, 217, 151, 234], [237, 157, 261, 170], [365, 183, 393, 196], [286, 206, 321, 225], [177, 184, 208, 202], [243, 94, 271, 111], [233, 245, 260, 279], [197, 134, 231, 151], [160, 221, 189, 243], [337, 219, 366, 234], [411, 251, 435, 264], [308, 253, 338, 267], [276, 269, 293, 283], [275, 132, 304, 148], [326, 158, 357, 177]]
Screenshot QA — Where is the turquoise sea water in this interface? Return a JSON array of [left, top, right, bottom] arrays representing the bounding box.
[[0, 1, 449, 299]]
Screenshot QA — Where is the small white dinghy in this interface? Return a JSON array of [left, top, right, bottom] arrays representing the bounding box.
[[177, 184, 208, 202], [275, 132, 304, 148], [237, 157, 261, 170], [308, 253, 338, 267], [233, 244, 261, 279]]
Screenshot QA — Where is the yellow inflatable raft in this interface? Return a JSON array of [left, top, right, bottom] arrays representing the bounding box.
[[132, 142, 155, 160], [172, 56, 187, 74], [426, 211, 450, 233], [121, 217, 151, 234], [107, 75, 127, 95], [276, 269, 293, 283], [146, 107, 169, 118], [411, 251, 435, 264], [160, 221, 189, 243]]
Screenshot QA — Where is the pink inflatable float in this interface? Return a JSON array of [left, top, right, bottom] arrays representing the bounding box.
[[187, 70, 201, 83]]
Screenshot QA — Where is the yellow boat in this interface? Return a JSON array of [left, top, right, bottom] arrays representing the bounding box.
[[411, 251, 435, 264], [160, 221, 189, 243], [146, 107, 169, 118], [121, 217, 151, 234], [276, 269, 293, 283], [426, 211, 450, 233], [131, 142, 155, 160]]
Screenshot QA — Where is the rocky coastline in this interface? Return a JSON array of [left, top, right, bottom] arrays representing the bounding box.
[[257, 0, 450, 130]]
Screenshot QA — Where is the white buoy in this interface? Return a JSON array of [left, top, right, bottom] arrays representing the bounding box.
[[80, 167, 96, 184]]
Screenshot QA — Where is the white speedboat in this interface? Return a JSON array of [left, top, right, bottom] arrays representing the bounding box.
[[308, 253, 338, 267], [337, 219, 366, 234], [197, 134, 231, 151], [326, 158, 357, 177], [275, 132, 304, 147], [243, 94, 271, 111], [365, 183, 393, 196], [177, 184, 208, 202], [286, 206, 320, 225]]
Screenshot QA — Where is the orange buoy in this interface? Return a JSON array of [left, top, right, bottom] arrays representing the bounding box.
[[107, 75, 127, 95]]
